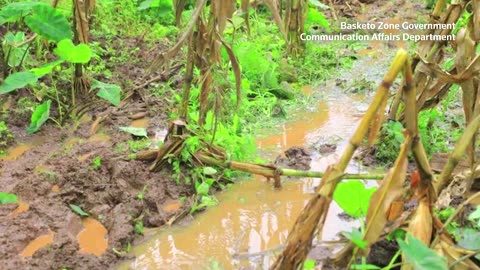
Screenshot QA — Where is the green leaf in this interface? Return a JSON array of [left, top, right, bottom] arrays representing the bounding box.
[[457, 228, 480, 259], [54, 39, 92, 64], [138, 0, 173, 15], [0, 71, 38, 94], [0, 2, 42, 24], [30, 60, 64, 77], [397, 234, 448, 270], [119, 127, 148, 137], [196, 181, 210, 196], [350, 264, 381, 270], [135, 220, 144, 235], [0, 192, 18, 204], [27, 100, 51, 134], [333, 181, 377, 218], [69, 204, 89, 217], [468, 206, 480, 227], [303, 259, 316, 270], [203, 167, 217, 175], [342, 228, 368, 249], [24, 4, 72, 42], [4, 32, 29, 67], [92, 80, 122, 106]]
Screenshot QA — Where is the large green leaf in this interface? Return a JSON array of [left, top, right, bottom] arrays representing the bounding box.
[[30, 60, 64, 77], [4, 32, 29, 67], [54, 39, 92, 64], [138, 0, 173, 16], [27, 100, 51, 134], [92, 80, 122, 106], [0, 71, 38, 94], [457, 228, 480, 259], [342, 228, 368, 249], [0, 192, 18, 204], [397, 234, 448, 270], [333, 181, 377, 218], [0, 2, 42, 24], [24, 4, 72, 42]]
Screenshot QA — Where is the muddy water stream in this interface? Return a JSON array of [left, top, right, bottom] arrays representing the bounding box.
[[118, 54, 390, 269]]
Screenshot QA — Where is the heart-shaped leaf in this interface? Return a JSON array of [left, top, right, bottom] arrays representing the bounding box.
[[333, 180, 377, 218], [0, 2, 42, 24], [25, 4, 72, 42], [27, 100, 51, 134], [0, 71, 38, 94], [54, 39, 92, 64], [92, 80, 122, 106]]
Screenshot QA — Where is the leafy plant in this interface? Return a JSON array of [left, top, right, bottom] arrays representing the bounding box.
[[0, 121, 14, 155], [397, 234, 448, 270], [91, 156, 102, 170], [27, 100, 51, 134], [134, 220, 144, 235]]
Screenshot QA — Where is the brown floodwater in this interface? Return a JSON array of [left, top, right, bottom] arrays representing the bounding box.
[[77, 217, 109, 256], [20, 230, 54, 257], [118, 89, 370, 270], [9, 200, 30, 217], [1, 144, 32, 161]]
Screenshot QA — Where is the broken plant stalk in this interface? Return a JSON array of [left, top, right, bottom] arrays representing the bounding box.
[[269, 49, 408, 270]]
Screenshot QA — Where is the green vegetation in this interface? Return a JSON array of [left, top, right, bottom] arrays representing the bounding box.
[[0, 192, 18, 204], [90, 156, 102, 170], [0, 120, 14, 155]]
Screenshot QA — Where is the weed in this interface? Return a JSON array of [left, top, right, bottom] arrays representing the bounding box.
[[90, 156, 102, 170], [0, 121, 14, 156]]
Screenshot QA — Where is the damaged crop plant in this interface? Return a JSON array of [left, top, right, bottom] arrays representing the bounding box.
[[1, 0, 480, 269]]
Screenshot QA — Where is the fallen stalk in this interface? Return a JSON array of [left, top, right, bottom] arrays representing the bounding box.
[[135, 149, 386, 180]]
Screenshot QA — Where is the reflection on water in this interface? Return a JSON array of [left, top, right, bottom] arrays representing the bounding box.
[[120, 91, 368, 269]]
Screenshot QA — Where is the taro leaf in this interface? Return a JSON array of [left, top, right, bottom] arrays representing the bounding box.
[[92, 80, 122, 106], [30, 59, 64, 77], [138, 0, 173, 16], [69, 204, 89, 217], [397, 234, 448, 270], [27, 100, 51, 134], [342, 228, 368, 249], [53, 39, 92, 64], [0, 192, 18, 204], [457, 228, 480, 259], [203, 167, 217, 175], [0, 71, 38, 94], [468, 206, 480, 227], [0, 2, 42, 24], [195, 181, 210, 196], [333, 180, 377, 218], [119, 127, 148, 137], [25, 4, 72, 42], [4, 31, 29, 67]]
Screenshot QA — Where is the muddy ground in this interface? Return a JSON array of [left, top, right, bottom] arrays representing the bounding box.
[[0, 35, 195, 269]]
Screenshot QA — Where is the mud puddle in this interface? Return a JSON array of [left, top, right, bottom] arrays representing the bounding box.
[[118, 61, 389, 269]]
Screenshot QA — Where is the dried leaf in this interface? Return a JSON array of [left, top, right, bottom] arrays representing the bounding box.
[[407, 198, 432, 245], [241, 0, 250, 35], [218, 38, 241, 110], [363, 134, 411, 249], [368, 91, 389, 146], [211, 0, 235, 34]]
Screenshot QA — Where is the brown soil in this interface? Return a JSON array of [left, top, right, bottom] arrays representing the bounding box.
[[0, 36, 191, 269]]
